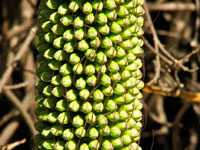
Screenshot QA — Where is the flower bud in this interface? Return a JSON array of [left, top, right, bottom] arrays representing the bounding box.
[[85, 64, 95, 76], [75, 77, 86, 90], [132, 110, 142, 121], [58, 3, 69, 16], [105, 9, 117, 20], [72, 115, 84, 127], [122, 29, 132, 40], [62, 128, 74, 140], [43, 48, 56, 60], [98, 24, 110, 35], [110, 126, 121, 137], [90, 37, 101, 48], [69, 53, 81, 65], [114, 0, 125, 4], [35, 94, 46, 103], [43, 97, 57, 109], [93, 102, 104, 112], [128, 87, 140, 95], [80, 143, 89, 150], [63, 29, 74, 41], [96, 51, 107, 64], [116, 46, 126, 58], [129, 143, 142, 150], [117, 6, 129, 17], [109, 34, 122, 43], [86, 75, 97, 86], [120, 39, 133, 50], [40, 70, 53, 82], [46, 0, 59, 9], [99, 125, 110, 136], [48, 111, 59, 123], [102, 85, 113, 96], [54, 50, 66, 61], [66, 89, 77, 102], [83, 2, 93, 14], [114, 83, 126, 95], [41, 126, 54, 138], [35, 80, 47, 91], [87, 27, 98, 39], [92, 89, 104, 102], [85, 49, 96, 61], [96, 13, 108, 25], [43, 85, 52, 97], [74, 28, 84, 41], [85, 13, 95, 24], [102, 37, 113, 49], [73, 63, 83, 74], [136, 80, 144, 90], [88, 140, 100, 150], [81, 102, 92, 114], [51, 24, 66, 36], [69, 100, 80, 112], [44, 32, 56, 43], [126, 52, 137, 63], [109, 60, 120, 73], [119, 109, 129, 121], [134, 121, 142, 131], [131, 6, 145, 16], [53, 36, 65, 49], [79, 89, 90, 100], [85, 112, 96, 124], [51, 124, 63, 136], [96, 114, 108, 127], [121, 134, 132, 146], [125, 62, 137, 72], [42, 139, 55, 149], [110, 72, 121, 82], [100, 74, 111, 86], [56, 99, 67, 111], [59, 63, 72, 76], [60, 15, 72, 26], [105, 47, 116, 58], [78, 40, 89, 51], [75, 127, 86, 138], [89, 127, 99, 139], [125, 127, 139, 138], [55, 141, 65, 150], [105, 0, 116, 9], [65, 140, 76, 150], [111, 137, 123, 148], [121, 70, 131, 81], [95, 64, 107, 74], [69, 1, 79, 12], [92, 0, 103, 11], [116, 17, 130, 27], [116, 121, 130, 131], [52, 86, 64, 97], [34, 122, 45, 132], [110, 22, 122, 34], [63, 42, 74, 53], [105, 100, 117, 111], [48, 60, 62, 70], [49, 12, 61, 24], [61, 75, 73, 88], [74, 16, 84, 28], [102, 140, 114, 150], [107, 112, 119, 122]]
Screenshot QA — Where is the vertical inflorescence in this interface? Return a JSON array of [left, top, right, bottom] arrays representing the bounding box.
[[34, 0, 145, 149]]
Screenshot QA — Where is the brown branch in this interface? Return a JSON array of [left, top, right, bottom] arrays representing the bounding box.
[[147, 2, 196, 11], [1, 138, 26, 150], [0, 26, 37, 93]]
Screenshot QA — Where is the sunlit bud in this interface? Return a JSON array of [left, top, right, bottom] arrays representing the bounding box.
[[96, 114, 108, 127], [83, 2, 93, 14], [98, 24, 110, 35], [88, 140, 100, 150], [62, 128, 74, 140], [56, 99, 67, 111], [111, 137, 123, 148], [92, 89, 104, 102], [79, 89, 90, 100], [63, 29, 74, 41], [102, 85, 113, 96], [108, 60, 120, 73], [116, 17, 130, 27], [51, 124, 63, 136], [49, 12, 61, 24], [86, 75, 97, 86], [85, 64, 95, 76], [90, 37, 101, 48], [114, 83, 126, 95], [58, 3, 69, 16], [129, 143, 142, 150], [132, 47, 143, 57], [69, 1, 79, 12], [74, 28, 84, 41], [92, 0, 103, 11], [105, 47, 116, 58], [48, 111, 59, 123], [46, 0, 59, 9], [121, 134, 132, 146], [107, 112, 119, 122], [95, 64, 107, 74], [126, 52, 137, 63], [51, 24, 66, 36], [41, 126, 53, 138], [132, 110, 142, 121], [60, 74, 73, 88], [81, 102, 92, 114], [65, 140, 77, 150], [85, 49, 96, 61], [63, 42, 74, 53], [102, 140, 114, 150], [102, 37, 113, 49], [110, 72, 121, 82], [69, 100, 80, 112], [134, 121, 143, 131], [119, 109, 129, 121], [60, 15, 72, 26], [55, 141, 65, 150], [66, 89, 77, 102], [43, 48, 56, 60], [44, 32, 56, 43], [105, 100, 117, 111], [74, 16, 84, 28], [117, 6, 129, 17], [121, 70, 131, 81], [87, 27, 98, 39], [99, 125, 110, 136], [120, 39, 133, 50], [116, 46, 126, 58], [96, 51, 107, 64], [130, 6, 145, 16], [89, 127, 99, 139], [110, 126, 121, 137], [43, 97, 57, 109], [53, 50, 66, 61], [51, 86, 64, 97], [122, 28, 132, 40], [136, 80, 144, 90], [125, 62, 137, 71], [128, 87, 140, 96], [42, 139, 55, 149], [75, 127, 86, 138], [85, 13, 95, 24], [72, 115, 84, 127], [85, 112, 96, 124], [59, 63, 72, 76], [73, 63, 83, 74], [75, 77, 86, 90], [100, 74, 111, 86], [43, 85, 52, 97], [125, 127, 139, 138], [116, 121, 130, 131], [110, 22, 122, 34], [48, 60, 62, 70], [93, 102, 104, 112], [78, 40, 89, 51], [53, 36, 65, 49], [57, 112, 69, 124], [80, 143, 89, 150], [135, 92, 143, 100], [96, 13, 108, 25], [105, 9, 117, 20]]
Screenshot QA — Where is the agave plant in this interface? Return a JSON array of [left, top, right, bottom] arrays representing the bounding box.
[[35, 0, 144, 149]]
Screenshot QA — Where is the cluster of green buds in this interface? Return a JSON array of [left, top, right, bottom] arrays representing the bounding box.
[[35, 0, 144, 149]]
